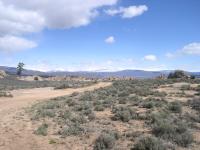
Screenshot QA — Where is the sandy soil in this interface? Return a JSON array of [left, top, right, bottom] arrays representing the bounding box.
[[0, 82, 111, 150]]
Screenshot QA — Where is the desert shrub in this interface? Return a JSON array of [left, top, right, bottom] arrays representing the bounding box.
[[124, 131, 142, 140], [118, 91, 130, 97], [79, 92, 93, 101], [180, 84, 191, 91], [34, 76, 39, 81], [102, 99, 114, 108], [59, 123, 84, 137], [151, 113, 193, 147], [71, 92, 79, 97], [59, 110, 72, 120], [191, 75, 196, 79], [173, 131, 193, 147], [188, 98, 200, 112], [93, 133, 116, 150], [54, 84, 71, 89], [118, 98, 127, 104], [131, 136, 167, 150], [142, 101, 154, 109], [83, 108, 93, 116], [49, 139, 56, 144], [0, 91, 13, 97], [141, 98, 167, 109], [0, 77, 95, 90], [111, 106, 137, 122], [128, 96, 143, 106], [94, 105, 105, 111], [184, 112, 200, 123], [66, 98, 76, 107], [153, 91, 167, 97], [32, 109, 56, 120], [42, 101, 61, 109], [168, 101, 182, 113], [34, 123, 48, 136], [70, 114, 87, 124], [195, 85, 200, 91], [195, 92, 200, 96], [88, 112, 96, 121], [74, 101, 92, 111]]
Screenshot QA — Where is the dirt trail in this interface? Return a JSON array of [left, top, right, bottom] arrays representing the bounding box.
[[0, 82, 111, 150]]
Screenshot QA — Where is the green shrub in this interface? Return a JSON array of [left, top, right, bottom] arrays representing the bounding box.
[[79, 92, 93, 101], [88, 112, 96, 121], [40, 109, 56, 118], [180, 84, 191, 91], [34, 76, 39, 81], [54, 84, 71, 89], [168, 70, 188, 79], [0, 91, 13, 97], [195, 85, 200, 91], [131, 136, 167, 150], [93, 133, 116, 150], [152, 116, 193, 147], [188, 98, 200, 112], [71, 92, 79, 97], [118, 98, 127, 104], [142, 101, 155, 109], [111, 106, 137, 122], [168, 101, 182, 113], [70, 114, 87, 124], [59, 123, 84, 137], [34, 123, 48, 136], [118, 91, 129, 97], [173, 131, 193, 147], [94, 105, 105, 111]]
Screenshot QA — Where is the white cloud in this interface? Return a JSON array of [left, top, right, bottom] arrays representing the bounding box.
[[166, 42, 200, 58], [105, 5, 148, 18], [105, 36, 115, 44], [0, 1, 45, 36], [0, 35, 37, 52], [144, 55, 157, 61], [165, 52, 175, 58], [182, 42, 200, 55], [0, 0, 118, 52], [25, 58, 136, 72], [1, 0, 118, 30]]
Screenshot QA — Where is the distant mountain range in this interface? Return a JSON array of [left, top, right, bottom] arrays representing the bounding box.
[[0, 66, 200, 79]]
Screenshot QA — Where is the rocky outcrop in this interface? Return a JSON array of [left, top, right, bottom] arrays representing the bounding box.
[[0, 70, 6, 78]]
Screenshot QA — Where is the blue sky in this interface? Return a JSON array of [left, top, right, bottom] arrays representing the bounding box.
[[0, 0, 200, 72]]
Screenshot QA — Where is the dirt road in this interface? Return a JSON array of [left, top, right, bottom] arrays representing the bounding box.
[[0, 82, 111, 150]]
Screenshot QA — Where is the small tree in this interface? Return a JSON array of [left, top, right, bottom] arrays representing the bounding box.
[[17, 62, 25, 76], [168, 70, 187, 79]]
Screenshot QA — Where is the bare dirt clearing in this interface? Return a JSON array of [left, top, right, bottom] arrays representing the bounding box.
[[0, 82, 111, 150]]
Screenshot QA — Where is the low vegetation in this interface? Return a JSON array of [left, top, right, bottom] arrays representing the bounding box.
[[29, 78, 200, 149], [0, 90, 13, 97], [0, 76, 96, 90], [131, 136, 168, 150]]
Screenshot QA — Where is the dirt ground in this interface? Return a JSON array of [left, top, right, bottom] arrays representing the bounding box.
[[0, 82, 111, 150]]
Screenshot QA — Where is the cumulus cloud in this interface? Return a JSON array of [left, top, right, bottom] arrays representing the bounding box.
[[0, 35, 37, 52], [105, 5, 148, 18], [0, 0, 118, 52], [144, 55, 157, 61], [1, 0, 118, 30], [181, 42, 200, 55], [0, 1, 45, 36], [166, 42, 200, 58], [105, 36, 115, 44]]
